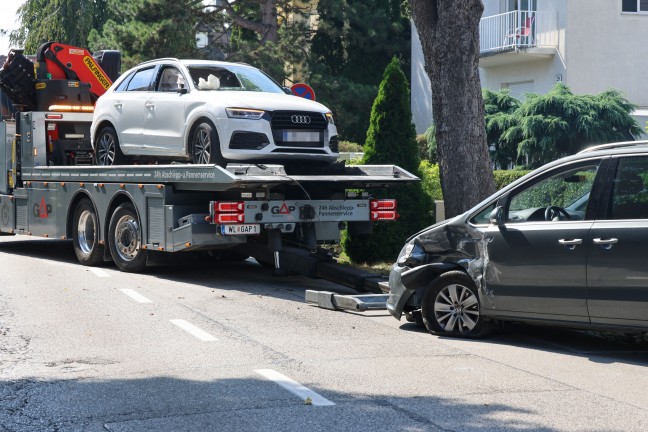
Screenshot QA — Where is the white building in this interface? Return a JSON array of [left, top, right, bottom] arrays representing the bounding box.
[[412, 0, 648, 135]]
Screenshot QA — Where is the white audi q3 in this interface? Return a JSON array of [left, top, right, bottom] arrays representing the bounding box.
[[91, 59, 338, 166]]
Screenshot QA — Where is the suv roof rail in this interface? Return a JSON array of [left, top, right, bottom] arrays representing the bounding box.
[[578, 140, 648, 154], [137, 58, 179, 66]]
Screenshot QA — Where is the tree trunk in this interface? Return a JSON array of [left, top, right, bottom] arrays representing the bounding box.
[[410, 0, 495, 218], [260, 0, 279, 43]]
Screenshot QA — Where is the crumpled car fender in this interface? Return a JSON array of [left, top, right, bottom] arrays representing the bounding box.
[[401, 262, 463, 290]]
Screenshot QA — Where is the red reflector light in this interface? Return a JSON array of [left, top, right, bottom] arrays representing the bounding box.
[[370, 199, 397, 210], [371, 210, 399, 221], [214, 201, 244, 212], [216, 213, 245, 224], [45, 114, 64, 119]]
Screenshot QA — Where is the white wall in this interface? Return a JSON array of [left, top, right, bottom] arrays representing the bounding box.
[[565, 0, 648, 108]]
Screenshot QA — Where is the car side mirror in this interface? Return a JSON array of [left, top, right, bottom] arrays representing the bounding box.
[[178, 84, 188, 94], [283, 86, 293, 95], [489, 206, 506, 226]]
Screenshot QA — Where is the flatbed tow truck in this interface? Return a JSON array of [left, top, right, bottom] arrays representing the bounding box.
[[0, 44, 417, 301]]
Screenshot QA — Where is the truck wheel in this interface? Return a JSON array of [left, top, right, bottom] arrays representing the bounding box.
[[95, 126, 125, 166], [72, 199, 104, 266], [108, 203, 146, 272], [191, 122, 225, 166], [421, 271, 491, 338]]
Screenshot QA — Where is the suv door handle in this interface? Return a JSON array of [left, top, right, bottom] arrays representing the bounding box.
[[593, 238, 618, 245], [145, 102, 155, 109], [558, 239, 582, 245]]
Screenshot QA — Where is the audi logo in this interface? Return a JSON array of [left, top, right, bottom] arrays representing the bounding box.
[[291, 115, 311, 124]]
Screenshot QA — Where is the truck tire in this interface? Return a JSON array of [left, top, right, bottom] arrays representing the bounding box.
[[108, 203, 146, 272], [72, 199, 104, 266], [95, 126, 125, 166], [191, 121, 225, 166], [421, 271, 491, 338]]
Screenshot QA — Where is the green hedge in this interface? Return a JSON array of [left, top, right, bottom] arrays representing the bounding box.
[[493, 170, 530, 190], [416, 165, 531, 206]]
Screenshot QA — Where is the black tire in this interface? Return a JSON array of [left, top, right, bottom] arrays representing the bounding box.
[[72, 199, 104, 266], [95, 126, 125, 166], [421, 271, 491, 338], [108, 203, 147, 272], [191, 121, 225, 166]]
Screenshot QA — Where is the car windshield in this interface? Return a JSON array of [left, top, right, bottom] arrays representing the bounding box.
[[186, 65, 284, 93]]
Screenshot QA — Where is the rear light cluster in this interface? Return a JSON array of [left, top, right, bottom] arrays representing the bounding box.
[[211, 201, 245, 224], [370, 199, 399, 221]]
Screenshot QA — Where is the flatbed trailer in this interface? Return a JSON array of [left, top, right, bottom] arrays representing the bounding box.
[[1, 112, 417, 286]]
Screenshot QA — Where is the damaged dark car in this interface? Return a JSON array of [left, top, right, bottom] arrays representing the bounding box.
[[387, 142, 648, 338]]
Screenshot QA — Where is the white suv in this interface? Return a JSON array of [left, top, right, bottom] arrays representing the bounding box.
[[91, 59, 339, 166]]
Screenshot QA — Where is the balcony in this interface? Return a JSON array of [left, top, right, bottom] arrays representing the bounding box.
[[479, 10, 558, 68]]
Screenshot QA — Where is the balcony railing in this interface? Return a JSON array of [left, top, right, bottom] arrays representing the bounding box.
[[480, 10, 558, 54]]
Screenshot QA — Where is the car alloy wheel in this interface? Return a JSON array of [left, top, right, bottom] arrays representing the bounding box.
[[421, 270, 491, 338]]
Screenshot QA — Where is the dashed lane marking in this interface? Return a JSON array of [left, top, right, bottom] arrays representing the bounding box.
[[255, 369, 335, 406], [170, 319, 217, 341], [89, 268, 110, 278], [120, 289, 152, 304]]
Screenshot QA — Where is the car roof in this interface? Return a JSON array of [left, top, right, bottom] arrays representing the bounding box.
[[134, 58, 254, 69]]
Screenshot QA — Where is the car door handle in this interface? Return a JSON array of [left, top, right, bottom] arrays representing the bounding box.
[[558, 239, 582, 245], [593, 238, 618, 245], [145, 102, 155, 109]]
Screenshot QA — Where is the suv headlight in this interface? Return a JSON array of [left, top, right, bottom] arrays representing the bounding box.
[[397, 240, 426, 267], [325, 112, 334, 125], [226, 108, 265, 120]]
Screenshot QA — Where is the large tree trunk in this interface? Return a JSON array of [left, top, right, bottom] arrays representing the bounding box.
[[410, 0, 495, 218], [259, 0, 279, 43]]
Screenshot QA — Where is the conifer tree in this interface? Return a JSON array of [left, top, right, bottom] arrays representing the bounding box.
[[342, 57, 432, 263]]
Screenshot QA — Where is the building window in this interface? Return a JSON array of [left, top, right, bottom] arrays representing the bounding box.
[[196, 32, 208, 48], [622, 0, 648, 13], [502, 81, 535, 100]]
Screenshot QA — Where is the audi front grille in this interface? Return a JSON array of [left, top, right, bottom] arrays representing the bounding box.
[[270, 111, 328, 149]]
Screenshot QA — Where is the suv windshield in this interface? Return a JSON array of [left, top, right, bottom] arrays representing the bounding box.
[[187, 65, 284, 93]]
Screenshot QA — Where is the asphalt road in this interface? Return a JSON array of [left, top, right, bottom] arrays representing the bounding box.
[[1, 235, 648, 431]]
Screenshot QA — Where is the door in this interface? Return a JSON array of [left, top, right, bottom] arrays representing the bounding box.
[[483, 161, 601, 322], [587, 156, 648, 327], [113, 66, 157, 152], [142, 66, 189, 157]]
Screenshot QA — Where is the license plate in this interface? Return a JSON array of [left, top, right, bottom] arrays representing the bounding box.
[[283, 130, 320, 142], [221, 224, 260, 235]]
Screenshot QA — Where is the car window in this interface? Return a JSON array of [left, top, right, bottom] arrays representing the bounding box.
[[186, 65, 284, 93], [469, 203, 496, 225], [156, 67, 186, 92], [607, 156, 648, 220], [506, 163, 599, 222], [113, 71, 134, 92], [126, 67, 156, 91]]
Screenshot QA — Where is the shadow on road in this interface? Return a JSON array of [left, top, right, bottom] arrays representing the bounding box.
[[0, 374, 563, 432]]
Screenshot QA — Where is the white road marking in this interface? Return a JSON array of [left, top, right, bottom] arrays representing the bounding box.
[[120, 289, 152, 304], [255, 369, 335, 406], [89, 268, 110, 278], [170, 319, 217, 341]]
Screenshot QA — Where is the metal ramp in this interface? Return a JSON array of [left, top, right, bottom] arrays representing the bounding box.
[[305, 290, 389, 312]]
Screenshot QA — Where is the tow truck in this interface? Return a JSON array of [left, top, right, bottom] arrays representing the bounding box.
[[0, 43, 417, 295]]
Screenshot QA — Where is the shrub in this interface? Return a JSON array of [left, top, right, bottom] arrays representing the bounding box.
[[342, 57, 433, 264], [493, 170, 530, 190], [338, 140, 363, 152]]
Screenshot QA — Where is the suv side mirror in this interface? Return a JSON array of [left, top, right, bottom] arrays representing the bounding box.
[[178, 83, 188, 94], [489, 206, 506, 226]]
